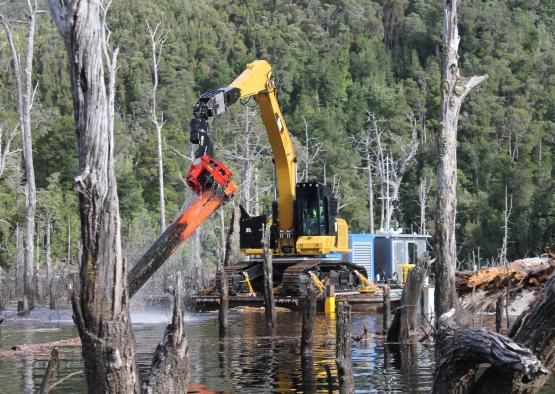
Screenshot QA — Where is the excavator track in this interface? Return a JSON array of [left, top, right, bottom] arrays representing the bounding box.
[[280, 259, 368, 296]]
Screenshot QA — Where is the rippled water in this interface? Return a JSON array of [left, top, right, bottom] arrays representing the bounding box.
[[0, 306, 436, 393]]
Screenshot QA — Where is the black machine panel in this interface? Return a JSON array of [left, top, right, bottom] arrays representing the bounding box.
[[239, 205, 266, 250]]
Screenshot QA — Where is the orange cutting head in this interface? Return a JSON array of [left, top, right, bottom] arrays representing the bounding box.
[[186, 155, 236, 200]]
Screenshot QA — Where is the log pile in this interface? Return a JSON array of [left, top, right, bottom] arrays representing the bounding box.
[[456, 257, 555, 293]]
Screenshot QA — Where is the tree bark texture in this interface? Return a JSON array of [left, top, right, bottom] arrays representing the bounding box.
[[382, 285, 390, 334], [262, 228, 276, 328], [434, 0, 487, 320], [336, 301, 354, 394], [387, 256, 430, 343], [300, 287, 317, 358], [470, 271, 555, 393], [1, 1, 37, 307], [432, 309, 547, 394], [142, 277, 190, 394], [38, 347, 59, 394], [48, 1, 139, 392], [219, 208, 235, 336]]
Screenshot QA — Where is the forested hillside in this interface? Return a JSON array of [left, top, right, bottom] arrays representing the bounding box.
[[0, 0, 553, 273]]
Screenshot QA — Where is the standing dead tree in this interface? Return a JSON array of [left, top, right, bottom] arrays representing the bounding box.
[[434, 0, 487, 319], [300, 116, 324, 182], [1, 0, 38, 309], [351, 115, 377, 234], [48, 0, 140, 391], [0, 122, 19, 178], [418, 176, 432, 235], [146, 19, 168, 232]]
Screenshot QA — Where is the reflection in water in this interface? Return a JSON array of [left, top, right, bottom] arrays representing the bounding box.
[[0, 307, 435, 393]]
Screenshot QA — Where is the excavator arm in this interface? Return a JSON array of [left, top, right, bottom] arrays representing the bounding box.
[[188, 61, 297, 252]]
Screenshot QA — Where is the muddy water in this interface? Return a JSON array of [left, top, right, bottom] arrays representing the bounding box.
[[0, 307, 435, 393]]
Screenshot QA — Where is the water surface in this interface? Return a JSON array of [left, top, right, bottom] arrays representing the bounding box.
[[0, 306, 435, 393]]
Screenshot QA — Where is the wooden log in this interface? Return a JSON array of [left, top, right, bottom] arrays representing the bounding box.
[[471, 271, 555, 393], [432, 309, 547, 394], [219, 208, 235, 337], [300, 286, 317, 358], [387, 256, 430, 343], [128, 191, 225, 298], [382, 285, 390, 334], [495, 294, 503, 334], [141, 277, 190, 394], [261, 228, 276, 329], [466, 257, 554, 288], [38, 347, 59, 394], [336, 301, 354, 394]]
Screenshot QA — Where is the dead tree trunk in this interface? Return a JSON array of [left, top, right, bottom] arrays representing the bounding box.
[[434, 0, 487, 320], [387, 256, 430, 343], [38, 347, 59, 394], [432, 309, 547, 394], [300, 286, 317, 358], [48, 1, 140, 392], [383, 285, 391, 334], [261, 228, 276, 329], [141, 277, 190, 394], [44, 214, 52, 287], [1, 0, 38, 309], [146, 20, 167, 232], [470, 271, 555, 393], [336, 301, 354, 393], [219, 208, 235, 336]]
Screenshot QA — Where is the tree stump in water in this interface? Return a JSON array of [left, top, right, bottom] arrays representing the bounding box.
[[39, 347, 59, 394], [17, 296, 29, 317], [142, 277, 190, 393], [300, 286, 317, 358], [261, 228, 276, 329], [387, 256, 430, 343], [336, 301, 354, 393], [219, 208, 235, 337], [382, 285, 390, 334]]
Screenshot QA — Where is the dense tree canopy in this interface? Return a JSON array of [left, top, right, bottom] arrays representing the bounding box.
[[0, 0, 553, 271]]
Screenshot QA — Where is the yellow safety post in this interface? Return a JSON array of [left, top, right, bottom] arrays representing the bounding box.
[[402, 264, 415, 284], [325, 284, 335, 314]]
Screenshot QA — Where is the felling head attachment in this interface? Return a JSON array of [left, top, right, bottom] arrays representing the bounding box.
[[186, 155, 237, 200]]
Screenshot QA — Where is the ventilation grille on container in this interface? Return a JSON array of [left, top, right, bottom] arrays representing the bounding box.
[[352, 241, 372, 274]]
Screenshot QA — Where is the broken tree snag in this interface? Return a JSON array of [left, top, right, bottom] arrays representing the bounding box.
[[435, 0, 488, 320], [142, 277, 190, 394], [219, 208, 235, 336], [387, 256, 431, 343], [300, 285, 317, 358], [128, 191, 225, 298], [48, 0, 140, 392], [261, 227, 276, 329], [432, 309, 547, 394], [336, 301, 354, 394], [382, 285, 390, 334], [471, 271, 555, 393], [39, 347, 59, 394]]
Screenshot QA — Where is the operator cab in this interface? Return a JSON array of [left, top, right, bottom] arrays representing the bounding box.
[[294, 182, 336, 237]]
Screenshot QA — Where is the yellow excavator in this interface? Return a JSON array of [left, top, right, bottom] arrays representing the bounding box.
[[189, 60, 368, 296]]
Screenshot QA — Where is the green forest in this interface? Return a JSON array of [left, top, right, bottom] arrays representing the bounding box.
[[0, 0, 554, 273]]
